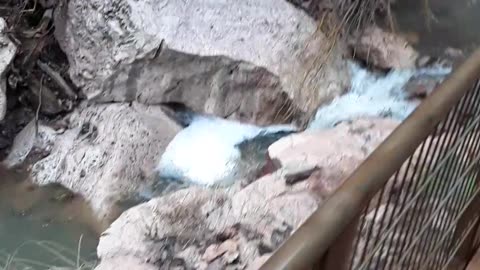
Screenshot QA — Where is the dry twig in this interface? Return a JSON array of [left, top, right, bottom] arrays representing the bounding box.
[[34, 74, 44, 136], [37, 60, 77, 99]]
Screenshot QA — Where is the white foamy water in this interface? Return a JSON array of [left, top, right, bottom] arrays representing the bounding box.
[[156, 116, 297, 186], [156, 61, 452, 188], [308, 62, 452, 130]]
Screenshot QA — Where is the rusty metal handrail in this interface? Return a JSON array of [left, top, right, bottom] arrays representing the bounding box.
[[260, 48, 480, 270]]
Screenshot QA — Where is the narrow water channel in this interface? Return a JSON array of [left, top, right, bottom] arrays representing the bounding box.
[[0, 167, 99, 270]]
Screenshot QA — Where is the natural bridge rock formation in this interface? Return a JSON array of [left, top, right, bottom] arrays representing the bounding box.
[[53, 0, 350, 126]]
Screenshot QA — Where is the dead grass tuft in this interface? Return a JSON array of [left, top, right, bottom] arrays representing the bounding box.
[[0, 239, 96, 270], [288, 0, 394, 128]]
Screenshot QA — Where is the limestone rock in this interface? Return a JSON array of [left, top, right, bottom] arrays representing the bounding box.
[[202, 239, 239, 263], [269, 118, 400, 198], [214, 173, 318, 234], [97, 187, 223, 262], [0, 18, 17, 121], [97, 172, 318, 269], [350, 26, 418, 70], [54, 0, 349, 125], [30, 102, 181, 223]]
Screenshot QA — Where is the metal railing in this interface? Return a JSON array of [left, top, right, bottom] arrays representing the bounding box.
[[260, 48, 480, 270]]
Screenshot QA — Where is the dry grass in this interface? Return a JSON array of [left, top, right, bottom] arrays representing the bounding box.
[[290, 0, 394, 128], [0, 238, 96, 270]]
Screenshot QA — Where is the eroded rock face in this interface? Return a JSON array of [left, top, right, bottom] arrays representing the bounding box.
[[54, 0, 350, 125], [269, 118, 401, 198], [350, 26, 419, 70], [96, 172, 318, 269], [0, 18, 17, 121], [30, 102, 181, 223]]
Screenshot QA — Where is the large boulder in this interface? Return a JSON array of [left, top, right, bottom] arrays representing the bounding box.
[[30, 102, 181, 224], [53, 0, 350, 126], [96, 171, 318, 269], [0, 18, 17, 121]]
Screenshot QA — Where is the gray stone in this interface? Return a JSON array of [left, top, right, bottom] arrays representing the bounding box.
[[54, 0, 349, 125], [96, 172, 318, 269], [0, 18, 17, 121], [30, 102, 181, 222]]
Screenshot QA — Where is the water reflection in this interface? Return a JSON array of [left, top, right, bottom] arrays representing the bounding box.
[[0, 167, 99, 269]]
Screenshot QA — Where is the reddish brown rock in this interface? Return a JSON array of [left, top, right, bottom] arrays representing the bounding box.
[[269, 118, 400, 198], [350, 26, 418, 70], [96, 172, 318, 269], [203, 239, 239, 263]]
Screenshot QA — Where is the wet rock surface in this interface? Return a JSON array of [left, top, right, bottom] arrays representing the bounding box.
[[97, 172, 318, 269], [269, 118, 400, 198], [95, 118, 404, 269], [156, 109, 298, 187]]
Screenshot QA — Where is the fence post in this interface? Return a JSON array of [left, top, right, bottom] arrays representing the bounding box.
[[447, 164, 480, 269], [318, 215, 360, 270]]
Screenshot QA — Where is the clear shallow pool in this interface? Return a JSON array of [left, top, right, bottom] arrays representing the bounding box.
[[0, 168, 99, 270]]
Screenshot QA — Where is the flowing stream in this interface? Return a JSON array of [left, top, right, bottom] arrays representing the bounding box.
[[308, 61, 451, 130], [0, 63, 453, 270], [0, 62, 452, 270], [1, 1, 478, 269]]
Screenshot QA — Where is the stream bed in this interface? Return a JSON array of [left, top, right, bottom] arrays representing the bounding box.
[[0, 168, 99, 270]]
